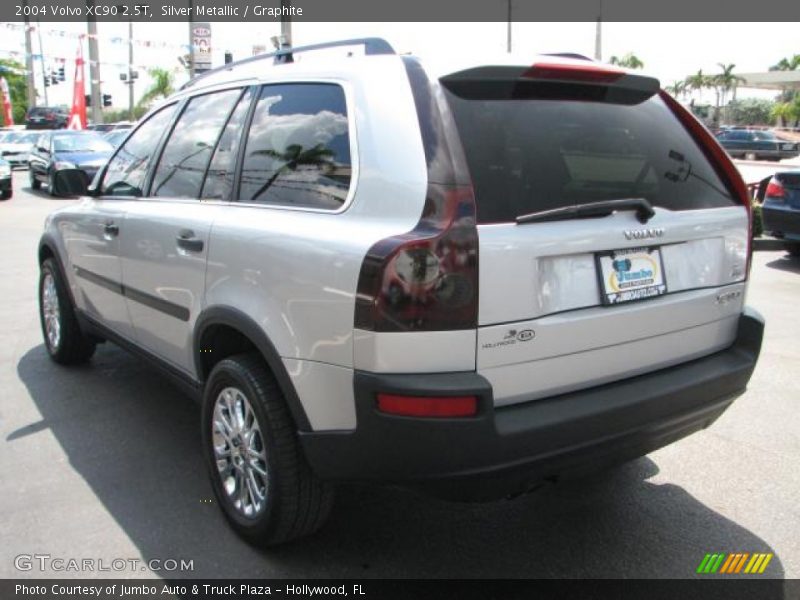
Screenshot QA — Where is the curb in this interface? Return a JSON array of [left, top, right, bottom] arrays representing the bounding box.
[[753, 237, 786, 251]]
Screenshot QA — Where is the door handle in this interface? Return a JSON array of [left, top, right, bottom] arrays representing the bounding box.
[[103, 221, 119, 237], [176, 230, 204, 252]]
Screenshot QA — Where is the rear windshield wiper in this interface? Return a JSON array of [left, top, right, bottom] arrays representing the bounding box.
[[516, 197, 655, 225]]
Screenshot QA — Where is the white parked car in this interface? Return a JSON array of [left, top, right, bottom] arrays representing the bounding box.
[[37, 38, 764, 545], [0, 131, 39, 168]]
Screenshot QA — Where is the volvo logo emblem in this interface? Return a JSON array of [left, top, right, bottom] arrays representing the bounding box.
[[624, 228, 665, 241]]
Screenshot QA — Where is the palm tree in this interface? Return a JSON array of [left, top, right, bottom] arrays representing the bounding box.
[[138, 68, 175, 108], [684, 70, 710, 105], [714, 63, 745, 124], [665, 80, 688, 100], [771, 102, 796, 127], [769, 55, 800, 72], [609, 53, 644, 69]]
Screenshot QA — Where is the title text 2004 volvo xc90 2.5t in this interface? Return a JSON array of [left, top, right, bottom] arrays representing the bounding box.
[[38, 39, 763, 545]]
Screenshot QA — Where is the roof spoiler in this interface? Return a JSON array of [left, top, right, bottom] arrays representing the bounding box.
[[441, 62, 660, 105]]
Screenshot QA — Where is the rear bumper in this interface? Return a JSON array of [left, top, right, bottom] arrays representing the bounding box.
[[301, 309, 764, 497], [763, 203, 800, 238]]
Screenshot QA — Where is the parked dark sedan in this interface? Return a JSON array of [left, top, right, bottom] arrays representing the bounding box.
[[762, 171, 800, 257], [716, 129, 799, 161], [28, 131, 113, 196], [25, 106, 69, 130]]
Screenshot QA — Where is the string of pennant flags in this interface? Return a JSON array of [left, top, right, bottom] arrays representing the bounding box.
[[2, 22, 197, 54], [0, 48, 165, 73]]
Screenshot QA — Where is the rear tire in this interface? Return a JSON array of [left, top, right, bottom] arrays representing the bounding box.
[[202, 353, 333, 546], [39, 258, 96, 364], [0, 189, 10, 200], [744, 152, 757, 161]]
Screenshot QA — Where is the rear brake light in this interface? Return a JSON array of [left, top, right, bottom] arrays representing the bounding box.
[[659, 91, 753, 277], [523, 62, 624, 84], [766, 178, 785, 199], [354, 184, 478, 332], [377, 393, 478, 418]]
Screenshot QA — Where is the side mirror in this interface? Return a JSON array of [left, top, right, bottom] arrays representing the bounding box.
[[37, 146, 49, 153], [52, 169, 89, 197]]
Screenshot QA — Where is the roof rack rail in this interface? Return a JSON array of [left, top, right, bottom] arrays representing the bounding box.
[[181, 37, 396, 90]]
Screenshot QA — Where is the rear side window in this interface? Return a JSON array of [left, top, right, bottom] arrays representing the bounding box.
[[200, 88, 253, 200], [443, 90, 737, 224], [238, 83, 352, 210], [151, 88, 242, 198], [101, 105, 176, 197]]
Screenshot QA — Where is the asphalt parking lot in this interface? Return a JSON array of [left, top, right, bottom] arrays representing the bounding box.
[[0, 168, 798, 581]]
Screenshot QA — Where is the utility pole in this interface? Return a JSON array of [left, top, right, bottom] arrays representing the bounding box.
[[594, 0, 602, 60], [506, 0, 512, 53], [86, 0, 102, 124], [35, 19, 48, 106], [22, 0, 36, 107], [128, 21, 134, 120], [187, 0, 194, 78], [280, 0, 292, 46]]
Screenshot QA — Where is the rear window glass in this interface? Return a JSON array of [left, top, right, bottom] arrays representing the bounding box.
[[443, 90, 737, 224]]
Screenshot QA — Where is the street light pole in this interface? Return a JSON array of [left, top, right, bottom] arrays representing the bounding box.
[[507, 0, 512, 53], [594, 0, 602, 60], [22, 0, 36, 108], [128, 21, 134, 120], [35, 19, 48, 106], [86, 0, 102, 124]]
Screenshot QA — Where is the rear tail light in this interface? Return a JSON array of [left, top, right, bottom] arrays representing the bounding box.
[[354, 183, 478, 332], [377, 393, 478, 418], [765, 177, 785, 200], [659, 91, 753, 277]]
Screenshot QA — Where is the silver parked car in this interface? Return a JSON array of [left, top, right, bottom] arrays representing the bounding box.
[[37, 39, 763, 545]]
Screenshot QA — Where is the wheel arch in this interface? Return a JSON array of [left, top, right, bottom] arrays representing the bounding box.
[[194, 306, 312, 431]]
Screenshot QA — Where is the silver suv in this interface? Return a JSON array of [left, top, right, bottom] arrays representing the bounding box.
[[38, 39, 764, 545]]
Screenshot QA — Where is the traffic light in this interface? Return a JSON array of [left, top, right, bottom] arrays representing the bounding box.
[[58, 66, 65, 81], [224, 52, 233, 65], [85, 94, 92, 107], [51, 74, 59, 85], [102, 94, 112, 107]]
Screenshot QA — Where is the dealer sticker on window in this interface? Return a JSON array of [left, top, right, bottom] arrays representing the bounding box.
[[596, 246, 667, 305]]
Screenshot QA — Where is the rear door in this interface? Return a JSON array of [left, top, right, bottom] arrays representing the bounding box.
[[119, 87, 250, 373], [441, 63, 749, 406]]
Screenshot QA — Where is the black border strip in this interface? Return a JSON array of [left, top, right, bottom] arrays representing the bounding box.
[[74, 266, 190, 322]]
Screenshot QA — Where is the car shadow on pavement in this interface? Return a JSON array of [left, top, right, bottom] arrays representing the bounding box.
[[766, 256, 800, 275], [15, 343, 785, 582]]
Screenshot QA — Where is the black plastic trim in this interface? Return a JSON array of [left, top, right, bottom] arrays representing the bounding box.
[[73, 266, 190, 322], [194, 306, 312, 431], [300, 309, 764, 497]]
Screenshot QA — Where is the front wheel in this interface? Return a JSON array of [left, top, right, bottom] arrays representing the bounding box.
[[786, 242, 800, 258], [39, 258, 96, 364], [202, 354, 333, 546], [744, 152, 757, 161], [29, 169, 41, 190]]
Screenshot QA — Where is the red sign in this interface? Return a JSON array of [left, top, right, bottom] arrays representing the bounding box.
[[66, 41, 87, 130], [0, 77, 13, 126]]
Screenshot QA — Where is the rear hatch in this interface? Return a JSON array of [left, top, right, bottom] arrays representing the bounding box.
[[441, 61, 750, 406], [776, 172, 800, 209]]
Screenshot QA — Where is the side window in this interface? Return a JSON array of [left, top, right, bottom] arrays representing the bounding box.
[[200, 88, 253, 200], [238, 83, 352, 210], [101, 105, 177, 196], [151, 88, 242, 198]]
